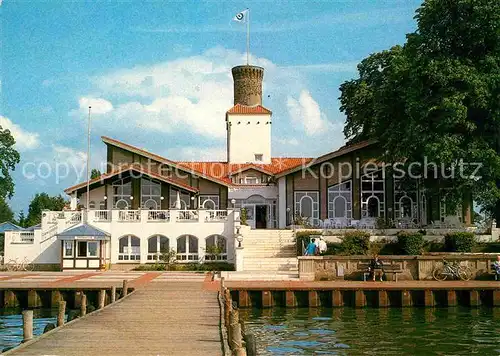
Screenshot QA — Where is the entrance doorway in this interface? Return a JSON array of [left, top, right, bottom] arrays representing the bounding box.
[[255, 205, 267, 229]]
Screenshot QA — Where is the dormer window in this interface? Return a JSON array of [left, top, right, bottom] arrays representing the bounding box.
[[245, 176, 259, 184], [254, 154, 263, 162]]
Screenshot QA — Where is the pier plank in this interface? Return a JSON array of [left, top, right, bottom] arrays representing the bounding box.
[[8, 278, 223, 356]]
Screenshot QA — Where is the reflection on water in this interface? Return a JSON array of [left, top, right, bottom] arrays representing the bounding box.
[[241, 307, 500, 355], [0, 308, 64, 352]]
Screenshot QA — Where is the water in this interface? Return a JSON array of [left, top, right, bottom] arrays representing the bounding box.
[[241, 307, 500, 355], [0, 308, 63, 352]]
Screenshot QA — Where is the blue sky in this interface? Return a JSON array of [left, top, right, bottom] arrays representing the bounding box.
[[1, 0, 422, 214]]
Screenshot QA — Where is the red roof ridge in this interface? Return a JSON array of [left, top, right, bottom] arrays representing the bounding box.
[[226, 104, 272, 115]]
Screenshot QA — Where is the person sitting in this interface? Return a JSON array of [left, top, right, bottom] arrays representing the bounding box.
[[369, 255, 384, 281], [492, 256, 500, 280], [305, 238, 318, 256]]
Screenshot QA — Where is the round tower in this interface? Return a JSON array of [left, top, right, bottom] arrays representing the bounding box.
[[231, 65, 264, 106]]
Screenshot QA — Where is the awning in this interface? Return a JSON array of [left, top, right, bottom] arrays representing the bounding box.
[[57, 223, 110, 241]]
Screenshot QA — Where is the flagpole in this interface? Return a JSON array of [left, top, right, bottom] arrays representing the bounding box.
[[246, 8, 250, 65], [85, 106, 91, 223]]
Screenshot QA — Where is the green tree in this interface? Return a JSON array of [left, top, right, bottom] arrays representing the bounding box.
[[340, 0, 500, 221], [0, 198, 14, 223], [0, 126, 21, 199], [90, 169, 101, 179], [17, 210, 27, 228], [26, 193, 67, 226]]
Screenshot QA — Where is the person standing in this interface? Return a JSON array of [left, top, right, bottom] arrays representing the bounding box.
[[305, 238, 318, 256], [492, 255, 500, 280], [318, 237, 327, 255]]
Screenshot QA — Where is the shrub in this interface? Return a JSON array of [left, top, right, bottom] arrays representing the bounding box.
[[397, 231, 424, 255], [240, 208, 248, 226], [339, 230, 371, 255], [295, 230, 323, 255], [133, 262, 234, 271], [444, 232, 476, 252]]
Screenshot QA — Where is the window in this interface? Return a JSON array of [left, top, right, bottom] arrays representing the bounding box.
[[141, 178, 161, 209], [176, 235, 198, 261], [75, 241, 99, 258], [170, 189, 190, 209], [254, 154, 263, 162], [394, 179, 418, 220], [89, 201, 96, 210], [328, 181, 352, 219], [64, 241, 73, 257], [87, 241, 98, 257], [294, 191, 319, 226], [245, 176, 259, 184], [147, 235, 169, 261], [199, 195, 220, 210], [361, 170, 385, 218], [118, 235, 141, 261], [205, 235, 227, 261], [99, 201, 106, 210], [113, 178, 132, 209]]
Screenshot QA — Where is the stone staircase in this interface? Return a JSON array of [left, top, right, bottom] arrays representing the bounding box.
[[232, 230, 298, 280]]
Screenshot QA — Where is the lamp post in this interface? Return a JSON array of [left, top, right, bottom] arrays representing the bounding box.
[[235, 226, 243, 248]]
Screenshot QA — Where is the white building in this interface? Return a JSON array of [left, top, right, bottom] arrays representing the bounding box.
[[4, 63, 473, 270]]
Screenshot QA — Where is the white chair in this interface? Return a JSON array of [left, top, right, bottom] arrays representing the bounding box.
[[323, 219, 332, 229], [350, 219, 360, 228]]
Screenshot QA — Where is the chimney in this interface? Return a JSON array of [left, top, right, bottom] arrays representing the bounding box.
[[231, 65, 264, 106]]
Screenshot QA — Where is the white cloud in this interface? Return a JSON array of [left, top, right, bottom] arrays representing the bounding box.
[[52, 145, 87, 170], [0, 115, 40, 151], [287, 90, 327, 136], [164, 146, 226, 161], [78, 97, 114, 115]]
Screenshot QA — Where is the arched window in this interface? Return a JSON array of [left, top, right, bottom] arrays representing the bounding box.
[[367, 196, 380, 217], [328, 181, 352, 219], [400, 196, 413, 218], [294, 191, 319, 226], [299, 196, 313, 218], [205, 235, 227, 261], [118, 235, 140, 261], [147, 235, 169, 261], [113, 178, 132, 208], [199, 195, 220, 210], [89, 201, 96, 210], [333, 196, 347, 218], [141, 178, 161, 209], [176, 235, 198, 261]]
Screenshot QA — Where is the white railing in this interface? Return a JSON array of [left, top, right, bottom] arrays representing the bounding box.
[[42, 224, 57, 240], [118, 210, 141, 222], [93, 210, 111, 222], [206, 210, 228, 222], [65, 211, 82, 228], [10, 231, 35, 244], [147, 210, 170, 222], [176, 210, 199, 222]]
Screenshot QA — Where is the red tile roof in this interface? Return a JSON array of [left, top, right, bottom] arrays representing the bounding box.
[[226, 104, 272, 115]]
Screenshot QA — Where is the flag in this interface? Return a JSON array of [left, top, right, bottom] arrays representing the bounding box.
[[233, 9, 249, 23]]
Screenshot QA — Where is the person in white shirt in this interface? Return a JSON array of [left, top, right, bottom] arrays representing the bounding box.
[[318, 237, 327, 255]]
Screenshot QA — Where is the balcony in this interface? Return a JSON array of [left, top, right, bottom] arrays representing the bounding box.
[[9, 231, 35, 244]]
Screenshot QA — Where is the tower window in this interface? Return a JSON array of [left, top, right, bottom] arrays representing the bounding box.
[[255, 154, 263, 162]]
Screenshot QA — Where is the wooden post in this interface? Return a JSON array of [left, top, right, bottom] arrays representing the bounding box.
[[28, 290, 42, 308], [355, 290, 366, 308], [122, 280, 129, 297], [224, 288, 232, 328], [98, 289, 106, 309], [111, 286, 116, 303], [332, 290, 343, 307], [262, 291, 272, 308], [229, 309, 244, 352], [285, 291, 297, 307], [238, 290, 250, 308], [424, 290, 435, 307], [378, 290, 389, 307], [470, 290, 481, 307], [244, 333, 257, 356], [220, 276, 225, 292], [493, 290, 500, 307], [447, 290, 457, 307], [4, 290, 19, 308], [308, 291, 319, 308], [22, 310, 33, 343], [57, 301, 66, 327], [80, 294, 87, 317], [402, 290, 412, 307], [51, 290, 62, 308]]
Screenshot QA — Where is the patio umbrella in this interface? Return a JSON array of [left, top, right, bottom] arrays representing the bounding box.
[[175, 191, 182, 209]]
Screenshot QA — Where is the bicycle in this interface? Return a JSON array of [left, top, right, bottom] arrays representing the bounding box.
[[5, 257, 34, 272], [432, 259, 472, 281]]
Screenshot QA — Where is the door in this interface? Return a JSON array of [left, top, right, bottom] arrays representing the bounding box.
[[243, 204, 256, 229], [255, 205, 267, 229]]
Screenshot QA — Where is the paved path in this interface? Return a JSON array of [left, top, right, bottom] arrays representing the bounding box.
[[8, 273, 224, 356]]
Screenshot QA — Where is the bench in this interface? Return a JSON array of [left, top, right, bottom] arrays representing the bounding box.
[[359, 262, 404, 282]]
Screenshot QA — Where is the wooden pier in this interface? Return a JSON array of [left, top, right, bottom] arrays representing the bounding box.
[[3, 272, 225, 356], [225, 280, 500, 308]]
